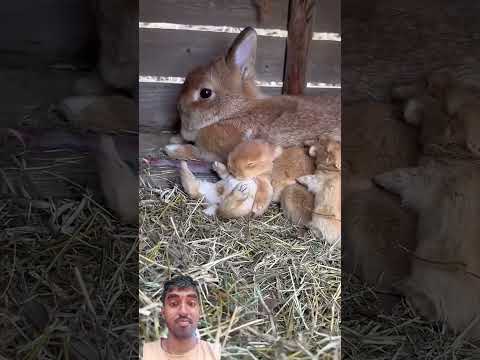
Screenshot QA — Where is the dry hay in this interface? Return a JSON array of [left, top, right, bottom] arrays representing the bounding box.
[[139, 169, 341, 359], [0, 139, 138, 359], [342, 276, 480, 359]]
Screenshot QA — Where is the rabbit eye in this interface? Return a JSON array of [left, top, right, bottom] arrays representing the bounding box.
[[200, 88, 212, 99]]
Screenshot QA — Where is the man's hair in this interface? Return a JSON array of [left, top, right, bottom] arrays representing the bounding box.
[[161, 275, 199, 303]]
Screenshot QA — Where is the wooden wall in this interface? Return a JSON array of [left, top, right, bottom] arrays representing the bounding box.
[[342, 0, 480, 103], [139, 0, 341, 132], [0, 0, 97, 67]]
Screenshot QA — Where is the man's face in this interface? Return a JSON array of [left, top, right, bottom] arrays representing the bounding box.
[[162, 287, 200, 340]]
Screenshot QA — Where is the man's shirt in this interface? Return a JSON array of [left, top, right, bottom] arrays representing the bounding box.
[[143, 339, 221, 360]]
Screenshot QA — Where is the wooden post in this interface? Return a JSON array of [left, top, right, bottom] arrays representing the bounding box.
[[282, 0, 316, 95]]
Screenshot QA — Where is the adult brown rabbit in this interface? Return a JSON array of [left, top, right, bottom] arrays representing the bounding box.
[[165, 27, 340, 164]]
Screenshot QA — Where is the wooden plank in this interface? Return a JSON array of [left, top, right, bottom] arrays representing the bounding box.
[[139, 132, 172, 159], [342, 0, 480, 103], [0, 68, 86, 128], [304, 87, 340, 96], [140, 0, 289, 29], [0, 1, 96, 66], [140, 29, 287, 82], [306, 40, 341, 84], [140, 83, 282, 132], [282, 0, 316, 95], [314, 0, 341, 33], [140, 83, 180, 132]]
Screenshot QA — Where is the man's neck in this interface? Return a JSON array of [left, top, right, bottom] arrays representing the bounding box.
[[162, 336, 198, 355]]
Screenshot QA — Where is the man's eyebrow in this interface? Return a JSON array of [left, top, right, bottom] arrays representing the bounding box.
[[165, 293, 180, 299], [186, 294, 198, 299]]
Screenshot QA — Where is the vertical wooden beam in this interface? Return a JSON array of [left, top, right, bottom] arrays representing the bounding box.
[[282, 0, 316, 95]]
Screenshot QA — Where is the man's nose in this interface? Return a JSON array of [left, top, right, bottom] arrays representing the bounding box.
[[178, 302, 189, 315]]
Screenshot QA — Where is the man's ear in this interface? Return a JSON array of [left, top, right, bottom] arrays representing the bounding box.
[[226, 27, 258, 79]]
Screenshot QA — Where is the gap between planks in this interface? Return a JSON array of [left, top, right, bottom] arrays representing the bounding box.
[[139, 22, 341, 42], [139, 76, 341, 89]]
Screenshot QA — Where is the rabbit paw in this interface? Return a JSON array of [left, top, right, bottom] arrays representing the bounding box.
[[203, 206, 217, 217], [169, 135, 186, 144], [164, 144, 200, 160], [212, 161, 227, 173], [251, 201, 268, 217]]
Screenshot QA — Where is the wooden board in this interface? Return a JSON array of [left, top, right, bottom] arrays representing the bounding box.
[[140, 0, 289, 29], [140, 29, 287, 81], [140, 83, 180, 132], [140, 83, 282, 131], [304, 87, 340, 96], [314, 0, 341, 33], [307, 40, 341, 84], [0, 68, 88, 128], [342, 0, 480, 103], [0, 1, 96, 66]]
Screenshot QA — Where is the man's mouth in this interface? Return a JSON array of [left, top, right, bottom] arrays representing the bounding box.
[[176, 318, 192, 327]]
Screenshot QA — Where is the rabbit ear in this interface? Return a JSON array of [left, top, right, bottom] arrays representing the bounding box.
[[226, 27, 257, 79]]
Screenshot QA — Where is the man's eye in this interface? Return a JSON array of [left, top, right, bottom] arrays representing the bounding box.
[[188, 301, 197, 307], [169, 302, 178, 307]]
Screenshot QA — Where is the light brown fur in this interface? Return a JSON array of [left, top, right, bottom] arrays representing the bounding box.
[[227, 140, 281, 179], [441, 79, 480, 157], [179, 140, 282, 218], [280, 184, 314, 225], [341, 101, 419, 195], [341, 101, 420, 309], [374, 159, 480, 340], [396, 70, 480, 157], [342, 102, 419, 185], [270, 146, 316, 203], [96, 135, 138, 225], [57, 95, 137, 132], [402, 94, 453, 148], [279, 138, 343, 227], [342, 186, 417, 312], [297, 139, 341, 246]]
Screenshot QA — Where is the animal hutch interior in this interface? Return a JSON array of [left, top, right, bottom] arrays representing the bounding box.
[[139, 0, 341, 156]]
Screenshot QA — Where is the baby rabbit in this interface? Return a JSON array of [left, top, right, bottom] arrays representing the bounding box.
[[271, 146, 316, 202], [179, 140, 282, 218], [430, 71, 480, 157], [394, 70, 480, 157], [297, 138, 341, 246]]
